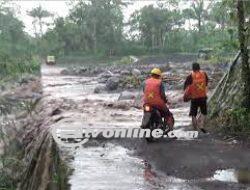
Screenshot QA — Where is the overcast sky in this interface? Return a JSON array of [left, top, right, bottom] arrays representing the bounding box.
[[8, 0, 198, 36], [11, 0, 159, 35]]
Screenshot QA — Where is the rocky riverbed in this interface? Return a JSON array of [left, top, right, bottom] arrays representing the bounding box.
[[43, 56, 249, 190], [1, 54, 249, 190], [59, 54, 226, 92]]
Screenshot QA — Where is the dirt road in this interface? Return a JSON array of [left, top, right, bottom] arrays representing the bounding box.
[[42, 64, 250, 190]]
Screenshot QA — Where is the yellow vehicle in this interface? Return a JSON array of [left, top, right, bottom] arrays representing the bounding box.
[[46, 56, 56, 65]]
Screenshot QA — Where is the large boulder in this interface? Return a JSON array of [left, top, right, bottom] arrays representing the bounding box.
[[76, 67, 87, 75], [132, 69, 141, 76], [98, 71, 115, 84], [106, 76, 120, 91], [99, 70, 114, 78], [94, 85, 106, 94], [118, 91, 137, 101], [18, 75, 36, 85], [97, 77, 108, 84], [121, 70, 130, 76], [60, 69, 70, 75], [90, 68, 105, 75]]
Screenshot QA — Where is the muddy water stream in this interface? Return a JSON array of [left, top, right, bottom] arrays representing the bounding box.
[[42, 65, 197, 189], [42, 65, 250, 189]]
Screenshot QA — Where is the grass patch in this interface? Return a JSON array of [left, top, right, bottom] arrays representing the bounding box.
[[0, 55, 40, 81], [216, 108, 250, 137]]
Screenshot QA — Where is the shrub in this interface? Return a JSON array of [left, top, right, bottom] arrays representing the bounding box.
[[217, 108, 250, 136], [0, 54, 40, 80]]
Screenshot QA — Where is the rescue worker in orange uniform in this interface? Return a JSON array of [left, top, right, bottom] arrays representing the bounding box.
[[143, 68, 174, 132], [184, 62, 208, 133]]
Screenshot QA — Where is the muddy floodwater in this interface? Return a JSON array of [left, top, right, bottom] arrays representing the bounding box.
[[211, 169, 250, 184], [42, 65, 250, 190]]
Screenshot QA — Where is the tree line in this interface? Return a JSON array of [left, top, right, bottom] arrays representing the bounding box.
[[0, 0, 249, 62], [31, 0, 249, 57], [1, 0, 249, 58], [0, 1, 39, 79]]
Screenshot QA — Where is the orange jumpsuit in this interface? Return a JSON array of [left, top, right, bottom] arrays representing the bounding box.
[[143, 77, 174, 126]]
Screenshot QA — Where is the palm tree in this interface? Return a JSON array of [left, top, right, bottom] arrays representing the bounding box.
[[27, 6, 53, 37]]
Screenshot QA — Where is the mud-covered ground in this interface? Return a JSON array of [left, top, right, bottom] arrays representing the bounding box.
[[41, 55, 250, 190]]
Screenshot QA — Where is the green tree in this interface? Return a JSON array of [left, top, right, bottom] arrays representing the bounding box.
[[0, 8, 28, 55], [27, 6, 53, 37], [182, 0, 210, 33], [0, 4, 39, 79], [129, 5, 183, 51], [68, 0, 124, 55], [210, 1, 231, 31]]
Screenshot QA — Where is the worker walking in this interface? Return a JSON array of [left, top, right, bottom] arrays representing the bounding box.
[[184, 62, 208, 133]]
